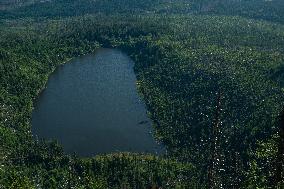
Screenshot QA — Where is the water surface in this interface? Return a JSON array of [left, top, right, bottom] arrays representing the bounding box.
[[32, 49, 162, 156]]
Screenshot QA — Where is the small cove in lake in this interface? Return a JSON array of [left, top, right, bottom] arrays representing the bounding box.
[[32, 49, 163, 156]]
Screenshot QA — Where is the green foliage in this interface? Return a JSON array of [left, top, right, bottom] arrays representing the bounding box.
[[1, 1, 284, 188]]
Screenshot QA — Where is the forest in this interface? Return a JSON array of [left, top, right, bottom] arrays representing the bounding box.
[[0, 0, 284, 188]]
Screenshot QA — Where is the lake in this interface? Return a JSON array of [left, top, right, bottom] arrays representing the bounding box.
[[32, 49, 162, 156]]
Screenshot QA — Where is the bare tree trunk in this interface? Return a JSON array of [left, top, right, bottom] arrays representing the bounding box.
[[274, 107, 284, 186], [208, 90, 222, 189]]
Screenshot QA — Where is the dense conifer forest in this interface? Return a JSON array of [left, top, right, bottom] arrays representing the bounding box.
[[0, 0, 284, 188]]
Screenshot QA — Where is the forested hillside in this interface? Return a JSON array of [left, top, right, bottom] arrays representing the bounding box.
[[1, 0, 284, 23], [0, 0, 35, 10], [0, 0, 283, 188]]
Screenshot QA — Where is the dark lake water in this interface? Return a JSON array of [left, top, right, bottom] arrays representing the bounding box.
[[32, 49, 162, 156]]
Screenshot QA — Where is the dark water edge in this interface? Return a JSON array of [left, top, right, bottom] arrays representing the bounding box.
[[32, 48, 163, 156]]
